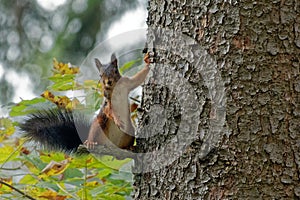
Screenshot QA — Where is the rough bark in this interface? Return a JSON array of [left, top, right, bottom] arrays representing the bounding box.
[[134, 0, 300, 199]]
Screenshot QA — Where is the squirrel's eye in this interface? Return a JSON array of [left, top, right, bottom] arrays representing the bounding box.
[[107, 80, 112, 85]]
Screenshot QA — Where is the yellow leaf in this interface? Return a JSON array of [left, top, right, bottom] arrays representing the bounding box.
[[41, 90, 55, 101], [85, 181, 99, 187], [39, 158, 71, 178], [52, 58, 79, 75], [0, 146, 15, 163], [41, 91, 76, 110], [0, 177, 13, 193], [55, 96, 72, 109], [38, 189, 68, 200], [0, 118, 15, 141], [65, 102, 73, 110]]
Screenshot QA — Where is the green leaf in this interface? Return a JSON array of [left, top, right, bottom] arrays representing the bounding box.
[[21, 153, 47, 173], [119, 58, 141, 74], [110, 171, 133, 183], [19, 174, 38, 185], [97, 168, 112, 179], [99, 156, 132, 170], [50, 80, 75, 91], [96, 193, 125, 200], [48, 74, 75, 91], [48, 74, 76, 82], [63, 168, 84, 179], [40, 151, 67, 163], [36, 181, 60, 192], [9, 98, 46, 117], [64, 178, 85, 187], [87, 158, 109, 169]]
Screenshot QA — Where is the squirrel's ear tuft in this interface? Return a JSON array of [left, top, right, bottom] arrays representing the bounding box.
[[111, 53, 117, 66], [95, 58, 104, 74]]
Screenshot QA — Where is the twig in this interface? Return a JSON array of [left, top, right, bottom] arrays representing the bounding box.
[[56, 183, 79, 200], [0, 166, 22, 170], [129, 97, 140, 103], [0, 180, 36, 200]]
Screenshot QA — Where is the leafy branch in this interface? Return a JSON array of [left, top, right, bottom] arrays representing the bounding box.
[[0, 58, 138, 199]]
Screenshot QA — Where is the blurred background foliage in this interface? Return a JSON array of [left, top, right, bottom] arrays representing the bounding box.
[[0, 0, 145, 106]]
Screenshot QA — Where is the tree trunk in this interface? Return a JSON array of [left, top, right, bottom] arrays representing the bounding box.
[[133, 0, 300, 199]]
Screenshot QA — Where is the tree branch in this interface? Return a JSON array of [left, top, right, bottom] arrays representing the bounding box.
[[0, 180, 36, 200], [77, 145, 136, 160]]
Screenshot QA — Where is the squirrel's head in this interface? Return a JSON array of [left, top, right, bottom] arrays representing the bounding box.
[[95, 53, 121, 89]]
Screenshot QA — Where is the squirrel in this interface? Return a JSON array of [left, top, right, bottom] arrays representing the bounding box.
[[20, 53, 151, 152]]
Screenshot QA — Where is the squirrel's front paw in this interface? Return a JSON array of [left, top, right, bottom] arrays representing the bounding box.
[[84, 140, 98, 149], [144, 52, 155, 65], [144, 52, 151, 65]]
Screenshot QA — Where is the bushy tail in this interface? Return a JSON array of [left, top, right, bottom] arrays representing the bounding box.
[[20, 109, 90, 152]]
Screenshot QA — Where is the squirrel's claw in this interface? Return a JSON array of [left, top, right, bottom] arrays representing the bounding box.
[[144, 52, 151, 65], [84, 140, 98, 150]]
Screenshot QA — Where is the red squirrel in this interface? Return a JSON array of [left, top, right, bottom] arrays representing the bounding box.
[[84, 53, 150, 149], [20, 53, 151, 151]]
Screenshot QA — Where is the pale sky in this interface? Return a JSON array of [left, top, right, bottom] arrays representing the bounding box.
[[36, 0, 68, 11]]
